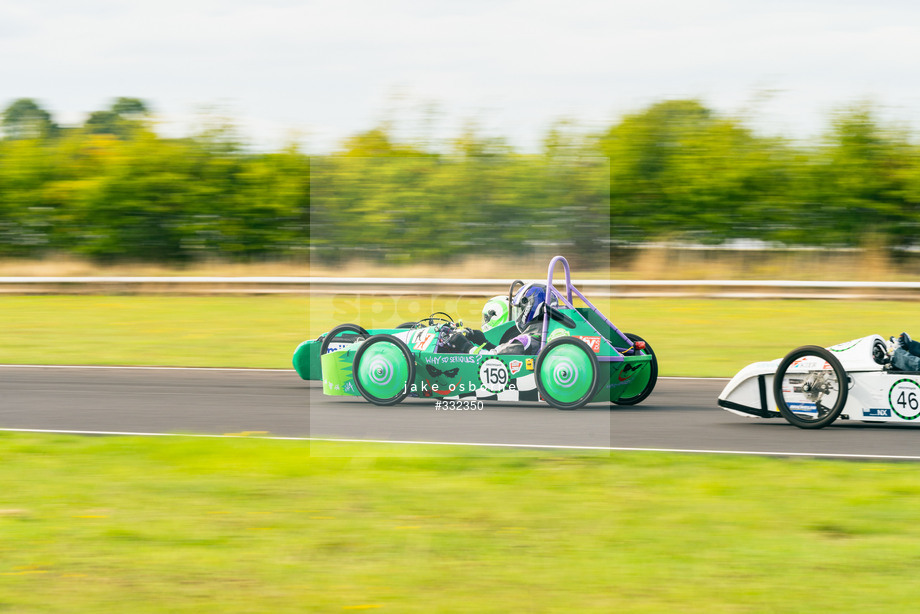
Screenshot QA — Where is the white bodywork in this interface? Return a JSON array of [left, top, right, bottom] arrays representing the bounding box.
[[719, 335, 920, 424]]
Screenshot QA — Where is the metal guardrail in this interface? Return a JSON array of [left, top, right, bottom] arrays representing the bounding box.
[[1, 276, 920, 299]]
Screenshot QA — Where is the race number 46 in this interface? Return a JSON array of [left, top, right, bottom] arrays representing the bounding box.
[[889, 379, 920, 420]]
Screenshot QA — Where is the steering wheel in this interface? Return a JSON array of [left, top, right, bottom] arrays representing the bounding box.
[[414, 312, 457, 328]]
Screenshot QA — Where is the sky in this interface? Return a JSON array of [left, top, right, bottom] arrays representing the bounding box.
[[2, 0, 919, 152]]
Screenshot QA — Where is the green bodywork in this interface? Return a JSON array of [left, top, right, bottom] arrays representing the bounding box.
[[293, 308, 653, 405]]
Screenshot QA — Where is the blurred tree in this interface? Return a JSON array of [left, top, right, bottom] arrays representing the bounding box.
[[2, 96, 920, 264], [339, 125, 430, 157], [85, 98, 150, 138], [2, 98, 58, 140], [111, 97, 149, 117], [600, 100, 713, 241], [599, 99, 801, 245], [803, 106, 920, 248]]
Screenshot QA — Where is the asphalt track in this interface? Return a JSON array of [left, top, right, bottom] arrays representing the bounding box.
[[2, 365, 920, 458]]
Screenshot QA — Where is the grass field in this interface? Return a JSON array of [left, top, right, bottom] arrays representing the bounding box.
[[0, 433, 918, 613], [0, 296, 308, 369], [4, 295, 920, 376], [4, 295, 920, 611]]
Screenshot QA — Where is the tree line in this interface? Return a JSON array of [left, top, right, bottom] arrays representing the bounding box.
[[1, 97, 918, 264]]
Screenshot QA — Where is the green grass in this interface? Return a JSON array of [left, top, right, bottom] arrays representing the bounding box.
[[0, 432, 917, 613], [4, 296, 920, 611], [0, 296, 308, 369], [4, 295, 920, 376]]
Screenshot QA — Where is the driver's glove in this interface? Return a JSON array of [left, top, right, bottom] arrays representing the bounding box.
[[444, 330, 474, 354]]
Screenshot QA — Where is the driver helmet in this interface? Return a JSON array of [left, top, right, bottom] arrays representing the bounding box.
[[511, 283, 557, 330], [481, 295, 510, 332]]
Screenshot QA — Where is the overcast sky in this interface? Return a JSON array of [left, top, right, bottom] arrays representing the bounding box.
[[2, 0, 919, 151]]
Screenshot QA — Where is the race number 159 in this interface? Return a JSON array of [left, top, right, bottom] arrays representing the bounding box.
[[483, 366, 507, 386], [479, 358, 509, 393]]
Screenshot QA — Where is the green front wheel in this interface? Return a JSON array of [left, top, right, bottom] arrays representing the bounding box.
[[536, 337, 599, 410], [353, 335, 415, 406]]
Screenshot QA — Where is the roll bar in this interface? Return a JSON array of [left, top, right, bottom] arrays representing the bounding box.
[[541, 255, 632, 356]]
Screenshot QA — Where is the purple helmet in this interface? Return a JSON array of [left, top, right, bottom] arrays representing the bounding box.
[[512, 283, 556, 330]]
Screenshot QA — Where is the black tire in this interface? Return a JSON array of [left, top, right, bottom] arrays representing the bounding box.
[[773, 345, 848, 429], [613, 333, 659, 406], [352, 335, 416, 406], [535, 337, 599, 410], [319, 324, 369, 355]]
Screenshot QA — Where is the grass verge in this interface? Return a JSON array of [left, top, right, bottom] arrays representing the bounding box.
[[0, 296, 307, 369], [0, 433, 918, 613], [3, 295, 920, 376]]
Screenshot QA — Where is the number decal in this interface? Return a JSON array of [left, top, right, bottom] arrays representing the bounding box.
[[479, 358, 510, 394], [889, 379, 920, 420], [897, 390, 919, 411]]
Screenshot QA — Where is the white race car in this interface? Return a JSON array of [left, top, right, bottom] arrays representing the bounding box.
[[718, 335, 920, 429]]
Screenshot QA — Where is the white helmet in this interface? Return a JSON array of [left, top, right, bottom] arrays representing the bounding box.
[[481, 295, 510, 332]]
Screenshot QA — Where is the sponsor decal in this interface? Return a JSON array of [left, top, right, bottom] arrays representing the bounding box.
[[863, 407, 891, 418], [412, 331, 435, 350], [787, 402, 817, 413], [575, 336, 602, 353], [790, 357, 832, 370], [548, 328, 570, 341], [479, 358, 510, 393], [889, 379, 920, 420], [525, 358, 534, 371], [509, 360, 523, 375]]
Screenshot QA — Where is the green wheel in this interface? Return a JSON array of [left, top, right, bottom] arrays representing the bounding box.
[[353, 335, 415, 406], [613, 333, 658, 406], [536, 337, 599, 410], [320, 323, 369, 355]]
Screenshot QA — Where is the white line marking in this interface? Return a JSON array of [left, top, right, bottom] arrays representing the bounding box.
[[1, 428, 918, 460]]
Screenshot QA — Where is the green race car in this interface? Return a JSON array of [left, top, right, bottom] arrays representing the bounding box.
[[293, 256, 657, 410]]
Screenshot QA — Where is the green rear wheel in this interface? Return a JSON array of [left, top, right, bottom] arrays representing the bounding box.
[[353, 335, 415, 406], [536, 337, 599, 410], [613, 333, 658, 406], [320, 323, 369, 355]]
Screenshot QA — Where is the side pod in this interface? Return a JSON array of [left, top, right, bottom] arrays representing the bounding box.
[[717, 359, 780, 418]]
